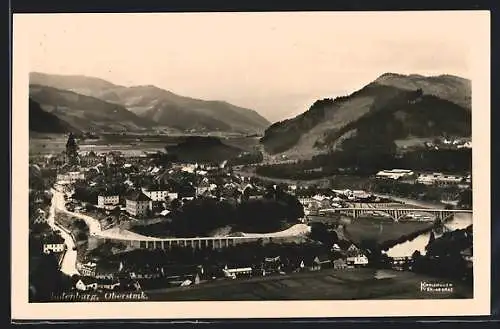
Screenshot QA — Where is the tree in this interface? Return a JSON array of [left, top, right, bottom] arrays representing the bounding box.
[[170, 198, 182, 211], [30, 253, 70, 302], [423, 231, 436, 254], [411, 250, 421, 261], [458, 189, 472, 209]]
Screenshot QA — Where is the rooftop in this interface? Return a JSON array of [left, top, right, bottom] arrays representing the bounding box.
[[43, 234, 65, 245], [126, 191, 152, 202]]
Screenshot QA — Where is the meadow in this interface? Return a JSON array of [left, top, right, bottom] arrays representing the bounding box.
[[145, 267, 472, 301]]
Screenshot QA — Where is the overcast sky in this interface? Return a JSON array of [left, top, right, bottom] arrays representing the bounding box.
[[22, 12, 473, 122]]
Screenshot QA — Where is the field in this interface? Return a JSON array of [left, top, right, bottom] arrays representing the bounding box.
[[29, 133, 259, 156], [345, 218, 434, 245], [145, 268, 472, 300]]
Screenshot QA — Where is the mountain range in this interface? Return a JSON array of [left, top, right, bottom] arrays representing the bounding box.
[[29, 98, 81, 134], [29, 72, 270, 134], [260, 73, 471, 160]]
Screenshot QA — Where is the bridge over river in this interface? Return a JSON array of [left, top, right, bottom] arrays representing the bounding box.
[[324, 207, 472, 222]]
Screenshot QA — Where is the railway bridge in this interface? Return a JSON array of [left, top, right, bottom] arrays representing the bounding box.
[[334, 207, 472, 222]]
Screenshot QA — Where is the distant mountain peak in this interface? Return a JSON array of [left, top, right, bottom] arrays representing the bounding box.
[[30, 71, 122, 89], [261, 72, 471, 158], [29, 72, 270, 134], [375, 72, 469, 83]]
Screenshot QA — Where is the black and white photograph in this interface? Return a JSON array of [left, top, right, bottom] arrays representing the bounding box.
[[12, 10, 491, 319]]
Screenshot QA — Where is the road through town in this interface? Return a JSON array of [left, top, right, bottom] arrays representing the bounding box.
[[47, 188, 79, 276]]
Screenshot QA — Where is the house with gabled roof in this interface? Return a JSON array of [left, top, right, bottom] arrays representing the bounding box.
[[97, 191, 120, 209], [261, 256, 282, 275], [42, 234, 66, 254], [346, 243, 362, 256], [125, 191, 152, 217], [346, 254, 369, 267], [32, 208, 47, 224], [75, 276, 98, 291]]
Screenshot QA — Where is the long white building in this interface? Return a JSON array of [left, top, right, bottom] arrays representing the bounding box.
[[376, 169, 414, 180]]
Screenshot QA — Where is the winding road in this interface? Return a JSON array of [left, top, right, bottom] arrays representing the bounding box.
[[47, 188, 79, 276]]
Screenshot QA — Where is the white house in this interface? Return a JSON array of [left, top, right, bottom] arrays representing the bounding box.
[[75, 277, 98, 291], [42, 234, 66, 254], [417, 173, 441, 185], [97, 194, 120, 208], [167, 192, 179, 200], [347, 255, 369, 267], [222, 265, 253, 279], [141, 187, 170, 202], [78, 261, 97, 276]]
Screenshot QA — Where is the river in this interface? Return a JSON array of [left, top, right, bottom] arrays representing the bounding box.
[[384, 196, 472, 258]]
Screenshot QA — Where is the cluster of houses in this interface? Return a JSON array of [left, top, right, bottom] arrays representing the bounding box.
[[69, 238, 371, 293], [53, 149, 289, 221], [376, 168, 471, 187], [424, 138, 472, 150], [416, 172, 471, 187], [297, 189, 376, 216]]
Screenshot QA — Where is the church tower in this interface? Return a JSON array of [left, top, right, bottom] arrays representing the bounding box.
[[65, 132, 79, 166]]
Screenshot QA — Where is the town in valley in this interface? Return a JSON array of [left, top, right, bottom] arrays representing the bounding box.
[[25, 13, 474, 302]]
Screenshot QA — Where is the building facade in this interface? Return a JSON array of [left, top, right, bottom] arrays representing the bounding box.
[[141, 188, 170, 202], [126, 192, 152, 217], [78, 261, 98, 276], [97, 194, 120, 208], [56, 171, 85, 183], [376, 169, 414, 180], [42, 235, 66, 254], [417, 173, 464, 186]]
